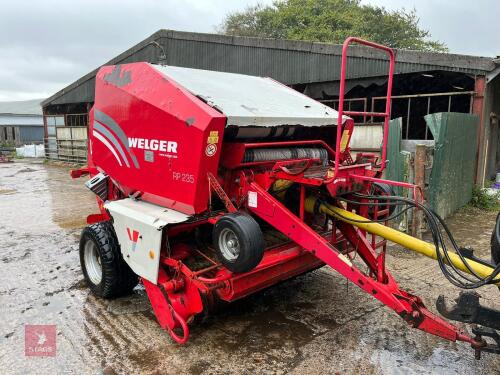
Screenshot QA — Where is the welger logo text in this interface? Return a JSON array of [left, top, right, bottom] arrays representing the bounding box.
[[128, 138, 178, 153]]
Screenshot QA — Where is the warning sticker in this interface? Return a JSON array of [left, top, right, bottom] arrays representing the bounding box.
[[205, 143, 217, 157], [207, 130, 219, 144], [340, 130, 350, 152], [248, 191, 257, 208]]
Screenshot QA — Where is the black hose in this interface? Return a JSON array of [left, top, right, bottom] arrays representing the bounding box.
[[353, 193, 499, 288], [325, 200, 413, 223], [334, 192, 500, 289]]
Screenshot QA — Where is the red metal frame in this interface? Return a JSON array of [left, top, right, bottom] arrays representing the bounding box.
[[350, 174, 424, 202], [243, 181, 478, 347], [335, 37, 395, 177], [73, 39, 486, 352], [142, 231, 336, 342]]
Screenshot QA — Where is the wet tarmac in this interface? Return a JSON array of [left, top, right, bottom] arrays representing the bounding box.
[[1, 160, 499, 374]]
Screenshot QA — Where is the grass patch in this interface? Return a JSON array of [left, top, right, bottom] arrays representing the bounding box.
[[469, 185, 500, 210]]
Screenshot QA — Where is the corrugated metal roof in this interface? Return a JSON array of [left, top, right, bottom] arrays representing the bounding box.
[[0, 115, 43, 126], [43, 30, 497, 107], [0, 99, 43, 115]]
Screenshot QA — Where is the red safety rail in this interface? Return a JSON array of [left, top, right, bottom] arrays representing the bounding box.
[[335, 37, 395, 177]]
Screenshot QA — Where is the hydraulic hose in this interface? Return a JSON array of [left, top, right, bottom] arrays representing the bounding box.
[[304, 196, 500, 287]]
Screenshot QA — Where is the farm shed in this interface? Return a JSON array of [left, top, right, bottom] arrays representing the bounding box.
[[42, 30, 500, 185], [0, 99, 44, 146]]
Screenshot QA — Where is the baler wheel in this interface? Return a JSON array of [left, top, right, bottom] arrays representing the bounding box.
[[79, 222, 138, 298], [213, 213, 264, 273], [491, 213, 500, 265], [368, 182, 396, 219]]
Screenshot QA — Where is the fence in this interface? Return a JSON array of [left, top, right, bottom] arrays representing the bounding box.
[[320, 91, 475, 139], [44, 126, 87, 164], [386, 113, 479, 222], [44, 113, 88, 163]]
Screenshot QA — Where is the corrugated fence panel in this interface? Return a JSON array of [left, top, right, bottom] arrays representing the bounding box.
[[425, 112, 478, 218], [19, 126, 44, 143]]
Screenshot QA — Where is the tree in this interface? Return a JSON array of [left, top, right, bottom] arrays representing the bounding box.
[[218, 0, 447, 52]]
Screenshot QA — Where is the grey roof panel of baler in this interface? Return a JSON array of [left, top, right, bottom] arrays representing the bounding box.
[[153, 65, 345, 127]]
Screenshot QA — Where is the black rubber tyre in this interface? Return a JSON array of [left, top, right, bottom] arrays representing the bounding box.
[[368, 182, 396, 219], [79, 221, 138, 298], [491, 213, 500, 265], [213, 213, 264, 273]]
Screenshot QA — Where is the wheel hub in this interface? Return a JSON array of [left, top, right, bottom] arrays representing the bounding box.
[[219, 228, 240, 261], [84, 239, 102, 285]]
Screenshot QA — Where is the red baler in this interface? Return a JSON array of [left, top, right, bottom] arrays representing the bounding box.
[[73, 38, 500, 356]]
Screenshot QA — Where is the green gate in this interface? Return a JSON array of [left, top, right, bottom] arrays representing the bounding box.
[[426, 112, 478, 218]]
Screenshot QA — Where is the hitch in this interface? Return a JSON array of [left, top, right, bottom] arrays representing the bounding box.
[[436, 292, 500, 331], [473, 327, 500, 359], [436, 292, 500, 358]]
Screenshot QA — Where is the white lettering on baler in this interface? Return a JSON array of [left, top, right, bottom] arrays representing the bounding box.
[[128, 138, 178, 154], [149, 139, 158, 151], [167, 141, 177, 153]]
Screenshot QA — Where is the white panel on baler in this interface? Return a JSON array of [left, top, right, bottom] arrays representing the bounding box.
[[153, 65, 347, 127], [105, 198, 190, 284]]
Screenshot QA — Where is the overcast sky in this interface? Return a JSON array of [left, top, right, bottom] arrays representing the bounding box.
[[1, 0, 498, 101]]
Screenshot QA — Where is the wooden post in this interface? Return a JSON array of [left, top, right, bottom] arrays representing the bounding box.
[[412, 144, 426, 238], [472, 75, 486, 185]]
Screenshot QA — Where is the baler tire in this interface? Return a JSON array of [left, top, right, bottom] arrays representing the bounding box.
[[368, 182, 396, 219], [491, 212, 500, 265], [213, 213, 264, 273], [79, 222, 138, 299]]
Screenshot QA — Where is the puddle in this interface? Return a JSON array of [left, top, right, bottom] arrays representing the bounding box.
[[15, 167, 37, 173], [0, 160, 498, 374], [107, 290, 150, 315]]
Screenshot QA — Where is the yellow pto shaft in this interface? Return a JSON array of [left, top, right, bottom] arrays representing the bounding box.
[[305, 197, 500, 286]]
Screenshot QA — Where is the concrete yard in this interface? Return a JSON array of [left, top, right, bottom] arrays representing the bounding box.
[[1, 160, 499, 374]]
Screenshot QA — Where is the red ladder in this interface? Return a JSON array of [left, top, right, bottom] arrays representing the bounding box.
[[334, 37, 395, 176]]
